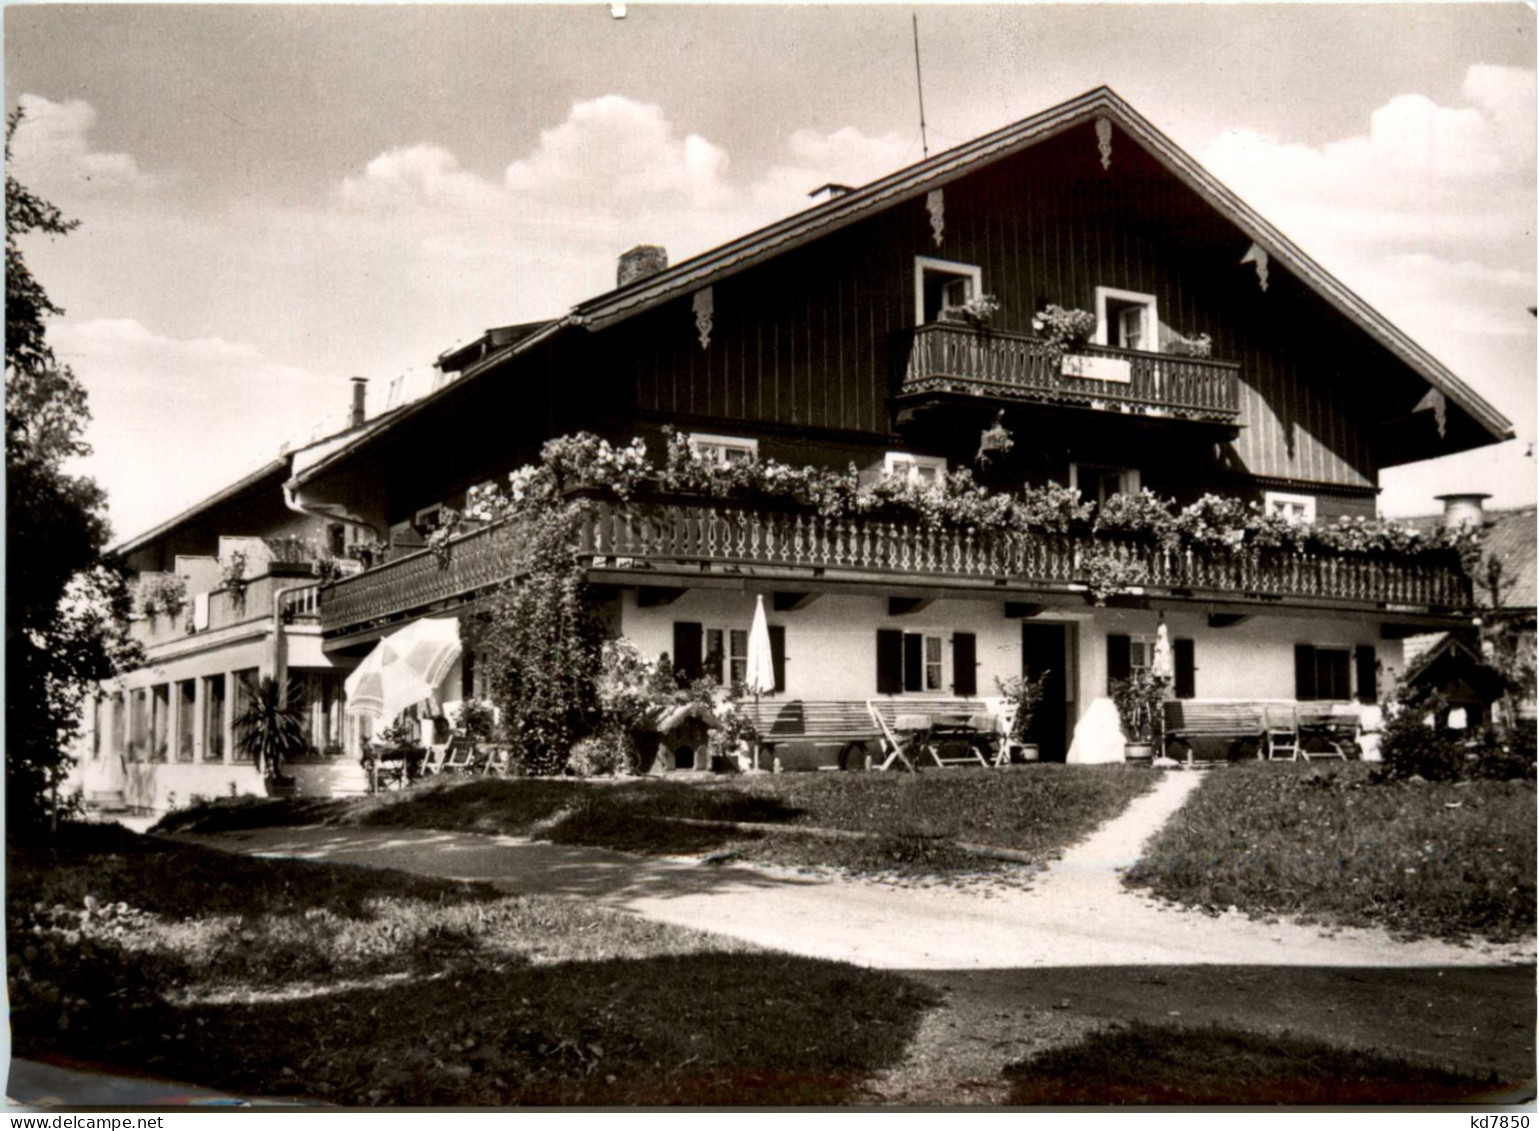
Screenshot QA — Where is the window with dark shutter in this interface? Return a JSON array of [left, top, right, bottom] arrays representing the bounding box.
[[769, 625, 786, 693], [1106, 633, 1131, 693], [1173, 638, 1195, 699], [876, 629, 904, 694], [953, 633, 977, 696], [673, 622, 703, 684], [1355, 644, 1378, 704], [1295, 644, 1318, 701], [903, 634, 924, 692]]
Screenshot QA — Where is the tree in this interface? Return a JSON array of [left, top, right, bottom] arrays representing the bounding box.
[[6, 109, 137, 835]]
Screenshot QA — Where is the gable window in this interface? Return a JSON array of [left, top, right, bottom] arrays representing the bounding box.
[[1265, 491, 1316, 524], [413, 505, 446, 536], [885, 451, 947, 485], [689, 433, 757, 467], [1094, 287, 1160, 353], [1070, 463, 1140, 505], [914, 257, 983, 324]]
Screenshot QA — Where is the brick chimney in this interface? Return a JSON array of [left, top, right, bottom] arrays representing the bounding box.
[[349, 377, 368, 429], [617, 244, 668, 287], [1435, 492, 1490, 530]]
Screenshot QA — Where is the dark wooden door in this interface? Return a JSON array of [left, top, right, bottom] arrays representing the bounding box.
[[1021, 622, 1071, 762]]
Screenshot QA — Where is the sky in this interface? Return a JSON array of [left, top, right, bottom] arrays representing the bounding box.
[[5, 2, 1535, 542]]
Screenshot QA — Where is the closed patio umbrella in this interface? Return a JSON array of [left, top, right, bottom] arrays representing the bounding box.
[[743, 594, 776, 769], [345, 616, 463, 725], [1151, 618, 1174, 684]]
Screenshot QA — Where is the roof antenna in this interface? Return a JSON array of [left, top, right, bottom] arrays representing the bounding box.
[[911, 11, 929, 159]]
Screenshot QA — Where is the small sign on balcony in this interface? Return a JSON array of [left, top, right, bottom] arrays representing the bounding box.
[[1062, 354, 1132, 383]]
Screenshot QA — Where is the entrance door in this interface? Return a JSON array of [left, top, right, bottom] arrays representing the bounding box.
[[1021, 622, 1075, 762]]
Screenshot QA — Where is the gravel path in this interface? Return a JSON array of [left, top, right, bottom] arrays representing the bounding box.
[[174, 769, 1533, 970]]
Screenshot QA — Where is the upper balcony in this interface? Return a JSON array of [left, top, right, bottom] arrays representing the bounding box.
[[130, 572, 320, 651], [896, 323, 1241, 424], [318, 497, 1470, 637]]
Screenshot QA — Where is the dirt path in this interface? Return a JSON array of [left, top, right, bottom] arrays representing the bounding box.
[[168, 773, 1535, 1102], [173, 770, 1533, 970]]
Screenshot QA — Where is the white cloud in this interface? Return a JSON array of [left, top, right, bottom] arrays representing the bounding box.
[[330, 95, 911, 269], [338, 145, 504, 212], [52, 318, 341, 542], [8, 93, 156, 197], [1201, 65, 1535, 263]]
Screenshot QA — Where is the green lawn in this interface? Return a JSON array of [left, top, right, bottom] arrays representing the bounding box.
[[1004, 1021, 1510, 1105], [1124, 762, 1536, 943], [9, 824, 935, 1105], [156, 766, 1158, 879]]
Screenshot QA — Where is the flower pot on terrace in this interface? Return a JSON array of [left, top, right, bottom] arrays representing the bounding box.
[[1123, 742, 1154, 763]]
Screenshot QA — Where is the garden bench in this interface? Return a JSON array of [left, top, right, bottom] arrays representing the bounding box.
[[1161, 701, 1267, 763], [867, 698, 998, 771], [737, 700, 881, 771]]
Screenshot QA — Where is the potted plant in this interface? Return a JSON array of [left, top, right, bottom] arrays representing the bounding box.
[[996, 670, 1051, 763], [232, 674, 308, 796], [1032, 305, 1097, 358], [1110, 669, 1168, 762], [1165, 331, 1213, 358]]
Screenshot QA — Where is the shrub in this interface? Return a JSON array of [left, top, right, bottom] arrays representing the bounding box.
[[475, 501, 605, 776], [567, 733, 633, 777]]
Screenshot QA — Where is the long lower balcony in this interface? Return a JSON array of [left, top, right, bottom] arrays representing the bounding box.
[[318, 499, 1469, 636], [898, 323, 1241, 422]]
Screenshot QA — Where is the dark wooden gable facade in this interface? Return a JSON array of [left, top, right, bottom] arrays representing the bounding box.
[[592, 120, 1442, 511], [293, 92, 1510, 532]]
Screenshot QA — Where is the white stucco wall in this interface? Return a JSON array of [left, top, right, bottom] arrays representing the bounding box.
[[618, 589, 1407, 767]]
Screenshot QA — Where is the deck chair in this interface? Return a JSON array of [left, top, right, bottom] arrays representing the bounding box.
[[867, 705, 922, 772], [440, 740, 477, 774], [419, 741, 452, 776], [1262, 704, 1300, 761], [475, 745, 512, 776]]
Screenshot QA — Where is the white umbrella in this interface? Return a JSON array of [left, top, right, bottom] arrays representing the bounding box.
[[743, 595, 776, 770], [1151, 619, 1174, 684], [345, 616, 463, 724]]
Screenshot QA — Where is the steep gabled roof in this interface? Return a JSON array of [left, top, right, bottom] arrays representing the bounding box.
[[292, 86, 1513, 490], [569, 85, 1510, 444]]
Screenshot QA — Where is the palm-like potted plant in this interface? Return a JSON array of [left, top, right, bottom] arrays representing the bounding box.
[[1110, 669, 1168, 762], [995, 670, 1052, 763], [232, 675, 309, 796]]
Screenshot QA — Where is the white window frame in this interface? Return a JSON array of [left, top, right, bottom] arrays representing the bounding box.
[[688, 432, 758, 467], [414, 504, 445, 532], [1127, 634, 1158, 678], [1264, 491, 1316, 524], [1069, 463, 1140, 504], [885, 451, 947, 485], [1094, 286, 1160, 354], [702, 625, 751, 687], [914, 256, 983, 325], [896, 629, 946, 693]]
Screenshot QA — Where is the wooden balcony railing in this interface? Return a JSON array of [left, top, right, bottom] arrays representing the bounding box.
[[319, 498, 1469, 634], [898, 323, 1241, 421], [319, 521, 528, 634]]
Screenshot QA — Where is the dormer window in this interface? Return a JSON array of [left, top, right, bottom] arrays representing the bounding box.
[[1095, 287, 1159, 353], [689, 433, 757, 466], [886, 451, 947, 485], [915, 257, 983, 324], [1265, 491, 1316, 524]]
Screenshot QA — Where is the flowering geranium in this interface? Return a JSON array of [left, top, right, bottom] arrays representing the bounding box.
[[1031, 305, 1097, 352]]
